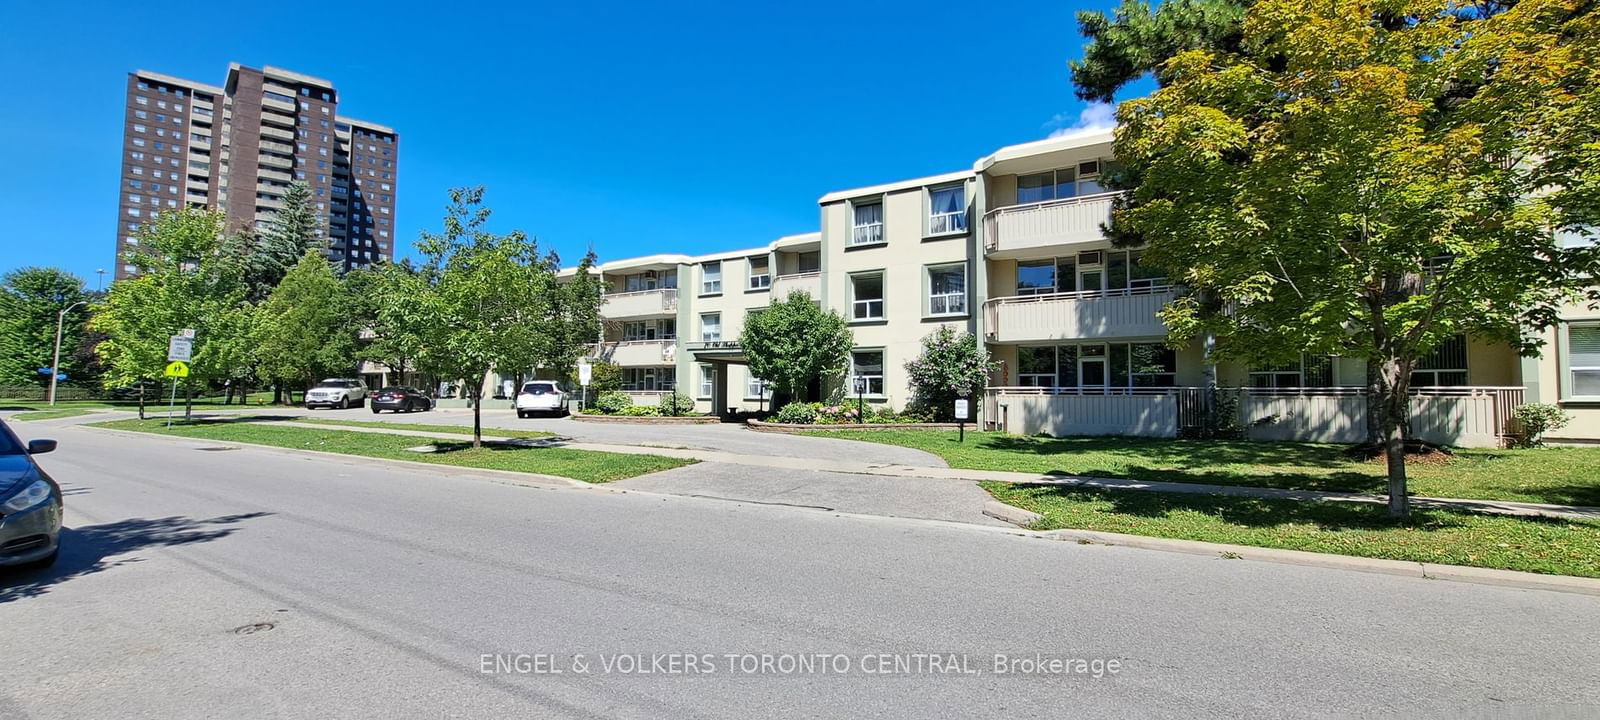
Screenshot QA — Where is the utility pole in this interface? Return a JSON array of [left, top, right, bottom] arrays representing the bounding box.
[[48, 301, 88, 406]]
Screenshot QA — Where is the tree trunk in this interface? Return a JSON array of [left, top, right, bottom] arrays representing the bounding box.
[[138, 383, 146, 421], [183, 382, 193, 421], [472, 389, 483, 449], [1364, 358, 1383, 446], [1377, 355, 1412, 518]]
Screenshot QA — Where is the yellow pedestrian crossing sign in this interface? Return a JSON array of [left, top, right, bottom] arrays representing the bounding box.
[[164, 361, 190, 378]]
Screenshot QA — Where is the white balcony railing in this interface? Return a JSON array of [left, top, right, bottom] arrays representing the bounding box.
[[600, 288, 678, 318], [929, 211, 968, 235], [983, 191, 1122, 255], [592, 339, 676, 366], [771, 271, 820, 299], [983, 284, 1174, 343]]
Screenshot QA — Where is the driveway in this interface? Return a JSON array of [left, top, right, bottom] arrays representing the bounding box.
[[290, 406, 949, 467]]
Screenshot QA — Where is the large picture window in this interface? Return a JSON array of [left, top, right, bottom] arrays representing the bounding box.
[[1249, 355, 1335, 388], [1014, 342, 1171, 390]]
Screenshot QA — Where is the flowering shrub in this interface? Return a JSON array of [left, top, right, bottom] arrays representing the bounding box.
[[773, 402, 818, 424]]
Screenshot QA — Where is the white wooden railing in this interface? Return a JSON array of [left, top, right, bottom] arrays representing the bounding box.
[[982, 191, 1122, 254], [983, 285, 1175, 342]]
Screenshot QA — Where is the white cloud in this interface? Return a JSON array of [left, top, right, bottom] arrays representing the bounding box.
[[1046, 103, 1117, 138]]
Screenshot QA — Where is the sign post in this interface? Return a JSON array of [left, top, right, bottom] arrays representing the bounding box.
[[577, 358, 592, 412], [165, 331, 194, 428], [955, 395, 971, 443]]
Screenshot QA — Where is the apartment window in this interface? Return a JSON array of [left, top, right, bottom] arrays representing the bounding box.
[[131, 138, 146, 147], [658, 318, 676, 340], [926, 263, 967, 316], [850, 350, 885, 396], [798, 251, 821, 273], [126, 208, 140, 217], [746, 374, 766, 399], [851, 272, 885, 321], [1018, 347, 1056, 387], [132, 123, 147, 133], [1250, 355, 1335, 388], [701, 261, 722, 295], [1016, 162, 1108, 205], [928, 185, 967, 234], [1107, 250, 1167, 290], [698, 365, 715, 398], [135, 96, 148, 106], [748, 256, 770, 290], [851, 200, 885, 246], [700, 313, 722, 342], [1015, 259, 1059, 296], [1412, 335, 1469, 387], [1569, 323, 1600, 398], [622, 321, 651, 341]]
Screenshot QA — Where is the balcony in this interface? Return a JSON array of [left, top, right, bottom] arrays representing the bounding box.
[[593, 339, 676, 366], [983, 191, 1121, 257], [600, 288, 677, 319], [983, 285, 1176, 343], [770, 271, 820, 299], [260, 125, 294, 142]]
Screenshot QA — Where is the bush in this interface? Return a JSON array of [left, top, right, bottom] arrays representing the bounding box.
[[593, 391, 633, 415], [1513, 403, 1571, 448], [657, 391, 697, 416], [618, 404, 663, 417], [773, 402, 818, 425]]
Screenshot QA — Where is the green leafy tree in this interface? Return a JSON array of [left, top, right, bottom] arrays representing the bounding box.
[[364, 260, 432, 388], [903, 326, 998, 422], [1107, 0, 1600, 516], [567, 359, 621, 394], [1069, 0, 1248, 103], [92, 208, 249, 416], [0, 268, 91, 388], [242, 181, 323, 301], [409, 187, 598, 446], [252, 251, 360, 400], [740, 290, 853, 407]]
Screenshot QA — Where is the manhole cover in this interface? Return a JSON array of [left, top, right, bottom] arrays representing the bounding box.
[[195, 446, 239, 452], [232, 622, 275, 635]]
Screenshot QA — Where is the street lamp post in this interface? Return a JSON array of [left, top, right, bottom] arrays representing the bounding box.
[[48, 301, 89, 406]]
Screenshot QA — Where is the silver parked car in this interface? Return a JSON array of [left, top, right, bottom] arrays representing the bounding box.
[[0, 418, 62, 570], [305, 378, 369, 409]]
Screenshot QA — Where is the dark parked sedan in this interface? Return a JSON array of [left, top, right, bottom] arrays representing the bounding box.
[[370, 386, 434, 414], [0, 418, 61, 570]]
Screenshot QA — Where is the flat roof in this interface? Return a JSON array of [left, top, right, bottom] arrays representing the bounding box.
[[337, 116, 398, 135], [975, 128, 1115, 171], [133, 70, 225, 96], [559, 233, 820, 275], [817, 169, 972, 205]]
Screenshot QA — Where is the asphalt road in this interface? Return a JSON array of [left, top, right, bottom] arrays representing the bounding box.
[[4, 423, 1599, 719]]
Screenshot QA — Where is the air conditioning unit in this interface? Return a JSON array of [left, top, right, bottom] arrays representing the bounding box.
[[1078, 250, 1103, 266]]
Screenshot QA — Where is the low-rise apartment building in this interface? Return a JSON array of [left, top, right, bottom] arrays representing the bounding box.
[[569, 129, 1599, 445]]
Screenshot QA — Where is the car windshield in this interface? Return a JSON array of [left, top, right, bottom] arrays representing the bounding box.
[[521, 383, 557, 395], [316, 381, 357, 388]]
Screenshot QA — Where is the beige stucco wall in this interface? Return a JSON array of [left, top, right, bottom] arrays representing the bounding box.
[[821, 180, 978, 410], [1529, 300, 1600, 443]]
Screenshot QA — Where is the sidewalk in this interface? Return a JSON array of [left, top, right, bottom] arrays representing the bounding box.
[[261, 420, 1600, 521]]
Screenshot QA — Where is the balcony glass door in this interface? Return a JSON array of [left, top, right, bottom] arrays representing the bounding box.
[[1079, 344, 1107, 390], [1079, 269, 1103, 295]]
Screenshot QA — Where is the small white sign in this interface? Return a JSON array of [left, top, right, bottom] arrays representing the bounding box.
[[577, 360, 593, 387], [954, 398, 970, 421], [167, 336, 193, 362], [179, 328, 196, 339]]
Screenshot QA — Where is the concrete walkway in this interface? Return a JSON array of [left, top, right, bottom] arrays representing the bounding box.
[[254, 420, 1600, 522]]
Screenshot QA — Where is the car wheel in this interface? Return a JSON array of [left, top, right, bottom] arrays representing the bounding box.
[[337, 397, 349, 410], [23, 546, 58, 571], [371, 405, 381, 414]]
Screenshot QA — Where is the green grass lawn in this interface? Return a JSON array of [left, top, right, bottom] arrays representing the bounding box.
[[92, 417, 689, 484], [10, 408, 105, 421], [984, 482, 1600, 578], [801, 430, 1600, 507], [291, 418, 555, 439]]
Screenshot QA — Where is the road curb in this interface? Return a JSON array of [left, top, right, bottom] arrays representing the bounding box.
[[1037, 527, 1600, 597], [982, 501, 1042, 528]]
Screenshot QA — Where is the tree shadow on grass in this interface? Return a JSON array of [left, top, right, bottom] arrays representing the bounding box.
[[0, 512, 273, 604], [972, 434, 1388, 494]]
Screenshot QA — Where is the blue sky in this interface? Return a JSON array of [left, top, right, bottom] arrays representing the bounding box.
[[0, 0, 1142, 286]]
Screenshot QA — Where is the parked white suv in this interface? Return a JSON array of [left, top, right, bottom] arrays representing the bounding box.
[[515, 381, 567, 418], [306, 379, 369, 409]]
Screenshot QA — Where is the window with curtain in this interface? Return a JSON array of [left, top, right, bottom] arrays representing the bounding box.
[[1571, 324, 1600, 398], [748, 256, 770, 289], [700, 313, 721, 342], [852, 201, 884, 245], [746, 374, 766, 398], [698, 365, 714, 398], [797, 251, 821, 273], [851, 351, 885, 396], [926, 263, 966, 315], [701, 262, 722, 294], [928, 185, 966, 234]]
